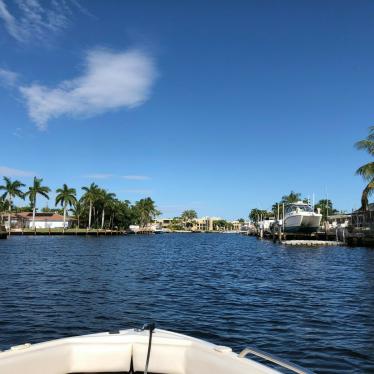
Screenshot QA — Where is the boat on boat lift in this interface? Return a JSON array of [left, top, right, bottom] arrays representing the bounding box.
[[0, 324, 313, 374], [283, 201, 322, 234]]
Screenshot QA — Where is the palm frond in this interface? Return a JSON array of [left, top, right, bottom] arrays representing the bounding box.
[[355, 162, 374, 181], [355, 140, 374, 155]]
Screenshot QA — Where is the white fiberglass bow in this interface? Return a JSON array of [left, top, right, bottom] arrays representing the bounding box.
[[0, 327, 313, 374]]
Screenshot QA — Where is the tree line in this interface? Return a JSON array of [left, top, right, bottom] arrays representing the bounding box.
[[0, 178, 160, 230]]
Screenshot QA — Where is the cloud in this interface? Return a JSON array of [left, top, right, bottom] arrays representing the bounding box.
[[82, 173, 152, 180], [123, 189, 152, 195], [0, 166, 34, 177], [0, 0, 74, 43], [122, 175, 150, 180], [0, 68, 18, 87], [20, 48, 157, 129], [83, 173, 113, 179]]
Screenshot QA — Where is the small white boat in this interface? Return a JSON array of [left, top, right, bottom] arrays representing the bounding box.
[[0, 325, 313, 374], [258, 218, 275, 234], [284, 202, 322, 233]]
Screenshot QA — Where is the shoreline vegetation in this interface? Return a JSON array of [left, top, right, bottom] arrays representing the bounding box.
[[0, 181, 161, 233]]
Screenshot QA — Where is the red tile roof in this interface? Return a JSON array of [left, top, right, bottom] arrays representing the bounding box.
[[15, 212, 71, 221]]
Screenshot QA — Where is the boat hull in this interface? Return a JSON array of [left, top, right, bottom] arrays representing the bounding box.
[[0, 328, 294, 374], [284, 214, 322, 233]]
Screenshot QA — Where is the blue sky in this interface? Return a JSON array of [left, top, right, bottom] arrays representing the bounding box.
[[0, 0, 373, 219]]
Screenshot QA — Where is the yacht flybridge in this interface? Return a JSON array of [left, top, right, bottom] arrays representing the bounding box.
[[0, 325, 313, 374]]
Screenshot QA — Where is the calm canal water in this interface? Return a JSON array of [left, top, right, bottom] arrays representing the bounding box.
[[0, 234, 373, 373]]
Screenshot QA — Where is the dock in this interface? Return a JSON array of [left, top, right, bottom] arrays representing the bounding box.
[[8, 228, 126, 236], [0, 225, 7, 239], [281, 240, 344, 246]]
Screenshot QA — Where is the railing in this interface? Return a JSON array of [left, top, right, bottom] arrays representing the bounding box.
[[239, 346, 314, 374]]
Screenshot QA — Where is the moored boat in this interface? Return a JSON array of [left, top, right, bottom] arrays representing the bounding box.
[[284, 201, 322, 233], [0, 325, 313, 374]]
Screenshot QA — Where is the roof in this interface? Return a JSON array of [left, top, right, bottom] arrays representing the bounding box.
[[15, 212, 71, 221], [327, 214, 351, 219], [354, 203, 374, 213]]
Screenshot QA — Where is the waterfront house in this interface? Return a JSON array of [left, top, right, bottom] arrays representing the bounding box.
[[5, 212, 72, 229], [326, 214, 351, 229], [155, 217, 246, 232]]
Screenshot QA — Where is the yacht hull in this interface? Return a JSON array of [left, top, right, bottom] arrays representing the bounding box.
[[284, 214, 322, 233]]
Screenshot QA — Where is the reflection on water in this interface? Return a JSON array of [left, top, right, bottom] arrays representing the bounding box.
[[0, 234, 373, 373]]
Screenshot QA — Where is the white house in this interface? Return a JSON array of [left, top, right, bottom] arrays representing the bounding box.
[[7, 212, 72, 229]]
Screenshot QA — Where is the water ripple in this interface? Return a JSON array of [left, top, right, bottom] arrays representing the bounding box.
[[0, 234, 374, 373]]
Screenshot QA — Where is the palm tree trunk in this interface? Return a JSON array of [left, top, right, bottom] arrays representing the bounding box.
[[78, 216, 80, 228], [361, 183, 371, 211], [8, 196, 11, 234], [32, 204, 36, 228], [63, 203, 67, 231], [88, 200, 92, 229], [101, 208, 105, 229]]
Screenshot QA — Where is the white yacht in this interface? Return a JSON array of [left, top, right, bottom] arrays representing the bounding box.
[[0, 326, 313, 374], [284, 201, 322, 233]]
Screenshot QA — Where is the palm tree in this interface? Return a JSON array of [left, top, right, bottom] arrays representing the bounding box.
[[281, 191, 302, 204], [0, 177, 25, 232], [355, 126, 374, 210], [70, 200, 84, 228], [55, 184, 77, 230], [98, 189, 116, 229], [181, 209, 198, 229], [133, 197, 160, 228], [81, 183, 99, 229], [25, 177, 50, 228]]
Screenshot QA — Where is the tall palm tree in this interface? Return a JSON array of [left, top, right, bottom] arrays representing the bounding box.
[[25, 177, 50, 228], [81, 183, 99, 229], [0, 177, 25, 232], [70, 200, 84, 229], [133, 197, 160, 228], [55, 184, 77, 230], [181, 209, 198, 229], [355, 126, 374, 210], [281, 191, 302, 204], [99, 189, 116, 229]]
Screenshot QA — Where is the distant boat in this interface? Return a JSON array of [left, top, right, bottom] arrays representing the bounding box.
[[259, 218, 275, 234], [154, 228, 164, 234], [284, 201, 322, 233], [129, 225, 140, 233], [0, 326, 313, 374]]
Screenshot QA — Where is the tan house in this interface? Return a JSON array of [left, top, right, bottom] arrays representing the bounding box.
[[155, 216, 244, 232]]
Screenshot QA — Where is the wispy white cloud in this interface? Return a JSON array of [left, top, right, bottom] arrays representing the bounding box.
[[0, 68, 18, 87], [82, 173, 152, 180], [122, 175, 151, 180], [20, 48, 157, 129], [0, 0, 75, 43], [123, 189, 152, 195], [0, 166, 34, 177], [83, 173, 114, 179]]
